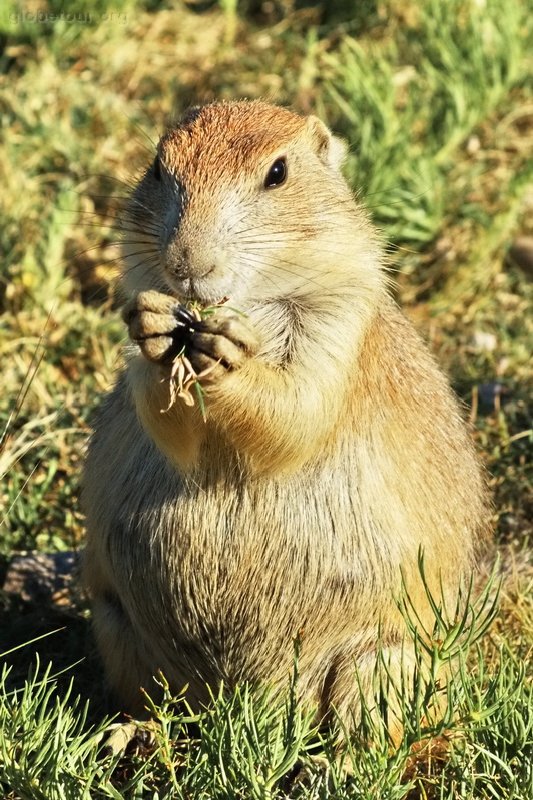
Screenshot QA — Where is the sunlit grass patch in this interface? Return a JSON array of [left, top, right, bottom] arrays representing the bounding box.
[[321, 0, 530, 247]]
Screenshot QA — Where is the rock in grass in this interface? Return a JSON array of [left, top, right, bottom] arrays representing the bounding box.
[[2, 551, 79, 606], [508, 236, 533, 277]]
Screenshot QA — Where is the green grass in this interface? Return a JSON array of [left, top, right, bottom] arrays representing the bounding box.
[[1, 569, 531, 798], [1, 0, 532, 796], [322, 0, 529, 244]]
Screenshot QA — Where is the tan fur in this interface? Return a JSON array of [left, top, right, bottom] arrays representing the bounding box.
[[82, 100, 491, 729]]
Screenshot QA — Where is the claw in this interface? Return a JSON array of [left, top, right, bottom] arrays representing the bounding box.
[[173, 304, 198, 329]]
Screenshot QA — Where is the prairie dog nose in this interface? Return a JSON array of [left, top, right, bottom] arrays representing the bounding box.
[[164, 238, 217, 281]]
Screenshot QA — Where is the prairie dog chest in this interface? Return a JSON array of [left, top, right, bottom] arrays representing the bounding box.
[[104, 439, 366, 637]]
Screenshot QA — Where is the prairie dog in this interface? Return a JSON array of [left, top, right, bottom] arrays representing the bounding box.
[[82, 101, 491, 727]]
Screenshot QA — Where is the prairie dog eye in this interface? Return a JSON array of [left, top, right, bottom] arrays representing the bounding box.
[[264, 157, 287, 189], [152, 156, 162, 181]]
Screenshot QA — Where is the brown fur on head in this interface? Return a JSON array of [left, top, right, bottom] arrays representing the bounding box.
[[83, 100, 492, 736]]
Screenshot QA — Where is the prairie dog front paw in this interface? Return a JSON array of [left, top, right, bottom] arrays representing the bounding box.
[[122, 290, 196, 364], [188, 311, 260, 382]]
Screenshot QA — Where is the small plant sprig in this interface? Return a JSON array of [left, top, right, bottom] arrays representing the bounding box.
[[161, 296, 231, 422]]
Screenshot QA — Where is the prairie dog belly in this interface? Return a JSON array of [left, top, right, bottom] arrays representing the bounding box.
[[84, 385, 400, 698]]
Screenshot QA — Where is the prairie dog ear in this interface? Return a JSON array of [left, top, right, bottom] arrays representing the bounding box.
[[305, 115, 348, 172]]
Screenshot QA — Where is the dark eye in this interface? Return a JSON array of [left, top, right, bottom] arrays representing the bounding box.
[[264, 157, 287, 189], [153, 156, 162, 181]]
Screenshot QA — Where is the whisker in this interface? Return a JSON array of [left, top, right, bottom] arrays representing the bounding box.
[[120, 114, 157, 152], [78, 173, 142, 190], [121, 255, 161, 283], [121, 247, 160, 262]]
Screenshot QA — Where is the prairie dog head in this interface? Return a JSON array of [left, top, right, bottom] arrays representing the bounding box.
[[122, 101, 379, 306]]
